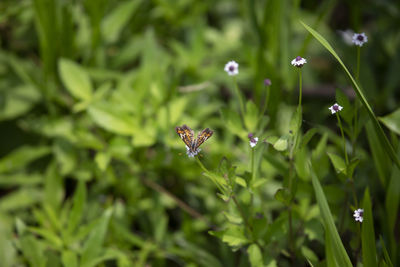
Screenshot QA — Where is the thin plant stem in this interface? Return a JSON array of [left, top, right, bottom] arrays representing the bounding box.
[[352, 46, 361, 156], [298, 69, 303, 108], [195, 156, 225, 194], [232, 195, 263, 251], [336, 113, 358, 207], [260, 84, 271, 116], [336, 112, 349, 166], [251, 147, 255, 184], [355, 46, 360, 81], [233, 77, 246, 122]]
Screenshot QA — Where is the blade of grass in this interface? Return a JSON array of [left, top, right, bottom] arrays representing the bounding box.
[[301, 21, 400, 171], [361, 188, 378, 267], [311, 167, 352, 267]]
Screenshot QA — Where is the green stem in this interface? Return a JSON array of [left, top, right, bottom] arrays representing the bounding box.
[[195, 156, 225, 194], [336, 112, 349, 166], [233, 77, 246, 123], [352, 46, 361, 156], [251, 147, 255, 184], [355, 46, 360, 81], [260, 84, 271, 116], [298, 69, 302, 108], [195, 156, 209, 174]]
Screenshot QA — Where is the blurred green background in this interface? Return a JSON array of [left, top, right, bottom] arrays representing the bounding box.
[[1, 0, 400, 266]]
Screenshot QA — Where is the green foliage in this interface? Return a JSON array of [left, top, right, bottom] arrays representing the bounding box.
[[0, 0, 399, 266]]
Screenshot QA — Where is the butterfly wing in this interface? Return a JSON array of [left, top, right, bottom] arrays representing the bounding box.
[[175, 124, 195, 148], [194, 128, 213, 150]]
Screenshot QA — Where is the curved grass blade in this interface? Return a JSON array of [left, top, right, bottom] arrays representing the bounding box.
[[301, 21, 400, 170], [361, 188, 378, 267], [311, 167, 352, 267]]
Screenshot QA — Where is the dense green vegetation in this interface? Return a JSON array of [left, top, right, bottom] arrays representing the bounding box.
[[1, 0, 400, 266]]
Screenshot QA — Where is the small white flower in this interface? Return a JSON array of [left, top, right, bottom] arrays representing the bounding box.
[[291, 56, 307, 68], [328, 103, 343, 114], [224, 60, 239, 76], [352, 33, 368, 47], [353, 208, 364, 223], [249, 137, 259, 148]]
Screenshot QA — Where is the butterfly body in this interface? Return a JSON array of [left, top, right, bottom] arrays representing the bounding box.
[[175, 125, 213, 157]]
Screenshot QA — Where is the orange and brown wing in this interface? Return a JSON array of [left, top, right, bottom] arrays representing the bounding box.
[[194, 128, 213, 149], [175, 124, 194, 148]]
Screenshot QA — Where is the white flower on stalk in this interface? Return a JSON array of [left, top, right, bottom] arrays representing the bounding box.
[[248, 133, 258, 148], [224, 60, 239, 76], [291, 56, 307, 68], [352, 33, 368, 47], [328, 103, 343, 114], [353, 208, 364, 223]]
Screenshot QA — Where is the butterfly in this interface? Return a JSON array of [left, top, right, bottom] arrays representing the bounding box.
[[175, 125, 213, 157]]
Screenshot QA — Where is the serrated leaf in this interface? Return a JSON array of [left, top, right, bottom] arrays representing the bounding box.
[[221, 226, 248, 247]]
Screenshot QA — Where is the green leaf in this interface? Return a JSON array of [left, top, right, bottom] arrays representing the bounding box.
[[0, 172, 42, 187], [0, 146, 51, 173], [223, 212, 242, 225], [94, 152, 110, 171], [366, 121, 391, 186], [0, 85, 41, 121], [385, 166, 400, 235], [295, 147, 310, 180], [290, 106, 302, 137], [379, 108, 400, 136], [379, 236, 394, 267], [273, 135, 288, 151], [101, 1, 141, 43], [61, 251, 78, 267], [300, 128, 318, 149], [247, 244, 264, 267], [80, 208, 113, 267], [361, 188, 378, 267], [88, 103, 138, 135], [27, 226, 63, 248], [301, 246, 319, 265], [67, 180, 86, 238], [44, 162, 64, 210], [20, 235, 46, 267], [301, 21, 400, 171], [0, 188, 42, 212], [274, 188, 291, 206], [59, 58, 93, 101], [244, 100, 259, 132], [311, 167, 352, 267], [221, 226, 249, 247], [327, 152, 346, 175]]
